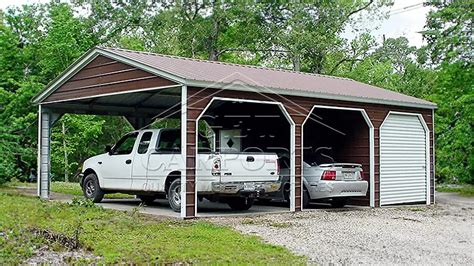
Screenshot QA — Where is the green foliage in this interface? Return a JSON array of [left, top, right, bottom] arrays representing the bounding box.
[[429, 62, 473, 184], [0, 190, 305, 264], [423, 0, 473, 64]]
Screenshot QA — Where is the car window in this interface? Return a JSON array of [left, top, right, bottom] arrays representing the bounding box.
[[157, 130, 180, 153], [137, 132, 153, 154], [156, 130, 212, 153], [112, 132, 138, 155]]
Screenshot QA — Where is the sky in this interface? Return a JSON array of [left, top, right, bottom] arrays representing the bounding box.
[[0, 0, 432, 48]]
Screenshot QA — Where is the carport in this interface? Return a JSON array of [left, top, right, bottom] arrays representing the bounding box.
[[33, 47, 437, 219]]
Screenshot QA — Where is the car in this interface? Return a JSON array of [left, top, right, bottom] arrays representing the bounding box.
[[260, 156, 368, 208], [79, 128, 281, 212]]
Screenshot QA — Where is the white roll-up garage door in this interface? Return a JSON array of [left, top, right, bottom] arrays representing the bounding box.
[[380, 113, 429, 205]]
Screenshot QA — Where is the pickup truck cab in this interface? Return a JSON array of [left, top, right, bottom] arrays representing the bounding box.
[[80, 129, 280, 212]]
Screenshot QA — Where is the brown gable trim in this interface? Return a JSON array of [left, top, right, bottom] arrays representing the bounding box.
[[42, 55, 177, 103]]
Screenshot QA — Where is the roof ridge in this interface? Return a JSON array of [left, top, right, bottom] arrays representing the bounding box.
[[98, 46, 353, 82]]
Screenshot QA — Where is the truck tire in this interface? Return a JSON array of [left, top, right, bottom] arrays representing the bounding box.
[[227, 197, 254, 211], [138, 195, 156, 205], [330, 197, 348, 208], [167, 179, 181, 212], [82, 173, 104, 203]]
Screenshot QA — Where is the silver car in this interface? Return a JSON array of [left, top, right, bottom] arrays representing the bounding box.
[[260, 158, 368, 208], [301, 162, 368, 207]]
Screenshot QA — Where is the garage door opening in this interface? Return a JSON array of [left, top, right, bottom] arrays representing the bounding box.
[[195, 98, 295, 216], [302, 106, 374, 209]]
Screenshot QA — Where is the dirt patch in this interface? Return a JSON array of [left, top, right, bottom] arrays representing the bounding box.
[[24, 246, 100, 264]]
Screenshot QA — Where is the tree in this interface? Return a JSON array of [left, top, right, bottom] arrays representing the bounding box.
[[422, 0, 473, 64], [422, 0, 474, 183]]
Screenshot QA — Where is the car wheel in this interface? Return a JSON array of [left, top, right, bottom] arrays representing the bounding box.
[[167, 179, 181, 212], [227, 197, 254, 210], [82, 173, 104, 203], [302, 186, 310, 208], [138, 195, 157, 205], [330, 198, 348, 208], [283, 183, 290, 202]]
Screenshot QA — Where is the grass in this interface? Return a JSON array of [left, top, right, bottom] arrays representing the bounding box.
[[0, 189, 305, 264], [436, 184, 474, 197], [7, 180, 133, 199]]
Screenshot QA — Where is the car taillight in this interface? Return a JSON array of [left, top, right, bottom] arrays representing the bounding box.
[[321, 170, 336, 180]]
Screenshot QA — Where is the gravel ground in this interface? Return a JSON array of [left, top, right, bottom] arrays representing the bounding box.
[[208, 193, 473, 265]]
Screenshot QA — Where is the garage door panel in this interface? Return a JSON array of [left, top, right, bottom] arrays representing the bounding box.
[[380, 113, 428, 206]]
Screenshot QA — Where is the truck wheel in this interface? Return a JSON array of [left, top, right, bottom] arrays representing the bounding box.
[[167, 179, 181, 212], [82, 173, 104, 203], [330, 198, 348, 208], [227, 197, 254, 211], [138, 195, 156, 205]]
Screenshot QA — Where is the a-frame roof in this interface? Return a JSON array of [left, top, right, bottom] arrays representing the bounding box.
[[33, 46, 436, 109]]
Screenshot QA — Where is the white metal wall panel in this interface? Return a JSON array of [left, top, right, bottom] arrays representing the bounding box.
[[380, 113, 428, 205]]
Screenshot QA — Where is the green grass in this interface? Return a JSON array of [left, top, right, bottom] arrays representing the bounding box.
[[436, 184, 474, 197], [0, 190, 305, 264], [7, 181, 133, 199]]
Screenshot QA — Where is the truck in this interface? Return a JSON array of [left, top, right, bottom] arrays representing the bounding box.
[[80, 128, 281, 212]]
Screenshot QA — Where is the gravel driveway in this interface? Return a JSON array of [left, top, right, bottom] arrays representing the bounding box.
[[209, 193, 473, 265]]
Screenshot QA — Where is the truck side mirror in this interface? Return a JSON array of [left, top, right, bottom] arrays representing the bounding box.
[[105, 145, 112, 154]]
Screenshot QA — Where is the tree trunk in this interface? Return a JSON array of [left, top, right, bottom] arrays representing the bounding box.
[[62, 121, 69, 182], [292, 54, 301, 71]]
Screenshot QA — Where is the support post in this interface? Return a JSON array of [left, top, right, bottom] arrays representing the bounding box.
[[180, 85, 188, 218], [38, 106, 51, 199], [37, 106, 62, 199]]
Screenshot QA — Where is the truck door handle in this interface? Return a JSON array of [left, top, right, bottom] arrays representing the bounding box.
[[246, 156, 255, 162], [125, 159, 132, 164]]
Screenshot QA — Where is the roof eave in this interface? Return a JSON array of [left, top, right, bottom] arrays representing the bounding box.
[[184, 80, 438, 110]]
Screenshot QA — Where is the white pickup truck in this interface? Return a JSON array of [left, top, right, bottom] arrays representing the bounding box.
[[79, 128, 280, 212]]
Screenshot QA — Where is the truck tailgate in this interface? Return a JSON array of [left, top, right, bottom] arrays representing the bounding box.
[[220, 153, 279, 182]]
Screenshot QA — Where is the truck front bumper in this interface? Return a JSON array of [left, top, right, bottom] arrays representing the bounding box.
[[211, 181, 281, 194]]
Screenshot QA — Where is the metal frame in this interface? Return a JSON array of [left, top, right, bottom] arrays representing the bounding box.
[[40, 84, 181, 105], [301, 105, 375, 208], [195, 97, 297, 215], [432, 109, 435, 204], [379, 111, 431, 205], [37, 106, 63, 199]]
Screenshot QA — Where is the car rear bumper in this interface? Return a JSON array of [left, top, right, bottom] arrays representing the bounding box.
[[308, 180, 368, 199], [211, 181, 281, 194]]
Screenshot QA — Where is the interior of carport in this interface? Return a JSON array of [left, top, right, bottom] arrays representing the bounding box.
[[39, 87, 293, 218], [302, 106, 374, 207], [195, 99, 293, 215]]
